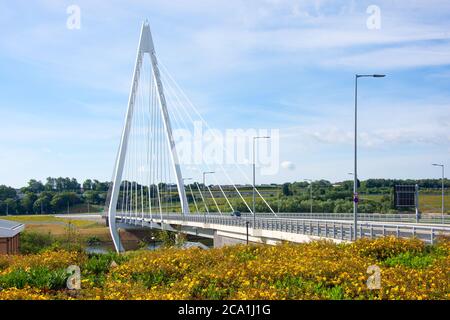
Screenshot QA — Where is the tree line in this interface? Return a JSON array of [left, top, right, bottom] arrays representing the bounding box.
[[0, 177, 110, 215], [0, 177, 447, 215]]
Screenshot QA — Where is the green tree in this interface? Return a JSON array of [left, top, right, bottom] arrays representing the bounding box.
[[83, 179, 93, 190], [20, 193, 38, 214], [2, 198, 17, 214], [83, 190, 100, 205], [333, 199, 353, 213], [282, 183, 292, 196], [45, 177, 56, 191], [0, 185, 17, 201], [50, 192, 80, 213], [25, 179, 44, 193], [33, 193, 52, 214]]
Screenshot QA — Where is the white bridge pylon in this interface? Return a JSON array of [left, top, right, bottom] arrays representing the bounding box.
[[108, 22, 189, 252], [107, 22, 277, 253]]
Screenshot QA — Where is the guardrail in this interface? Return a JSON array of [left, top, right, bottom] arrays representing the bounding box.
[[185, 212, 450, 224], [116, 212, 450, 245], [107, 211, 450, 224]]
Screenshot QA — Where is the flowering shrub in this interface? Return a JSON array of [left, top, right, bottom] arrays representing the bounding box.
[[0, 237, 448, 300], [350, 237, 425, 260]]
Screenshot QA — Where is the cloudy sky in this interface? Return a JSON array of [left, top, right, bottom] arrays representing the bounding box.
[[0, 0, 449, 187]]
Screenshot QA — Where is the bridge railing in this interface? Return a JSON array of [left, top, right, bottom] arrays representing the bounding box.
[[183, 212, 450, 224], [109, 211, 450, 224], [116, 212, 450, 245]]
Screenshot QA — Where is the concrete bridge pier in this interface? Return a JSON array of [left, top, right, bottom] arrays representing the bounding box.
[[213, 231, 247, 248]]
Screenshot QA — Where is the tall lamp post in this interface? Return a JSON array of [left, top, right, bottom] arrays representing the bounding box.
[[252, 136, 270, 227], [354, 74, 385, 240], [304, 179, 313, 214], [432, 164, 445, 223]]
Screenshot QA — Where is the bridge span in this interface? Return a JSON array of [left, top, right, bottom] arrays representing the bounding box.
[[114, 213, 450, 247]]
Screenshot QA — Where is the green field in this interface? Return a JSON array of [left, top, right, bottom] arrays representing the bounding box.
[[364, 194, 450, 214]]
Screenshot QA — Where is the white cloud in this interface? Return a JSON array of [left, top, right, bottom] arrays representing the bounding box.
[[280, 101, 450, 149], [328, 43, 450, 70], [281, 160, 296, 170]]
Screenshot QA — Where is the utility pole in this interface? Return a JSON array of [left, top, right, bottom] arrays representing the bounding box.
[[353, 74, 386, 240]]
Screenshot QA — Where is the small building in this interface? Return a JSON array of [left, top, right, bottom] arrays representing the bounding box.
[[0, 219, 25, 254]]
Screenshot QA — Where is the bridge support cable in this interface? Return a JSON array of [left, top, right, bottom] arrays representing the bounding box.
[[164, 86, 230, 214], [163, 86, 236, 215], [148, 73, 155, 222], [160, 63, 278, 216], [206, 184, 222, 215], [160, 72, 254, 214], [159, 61, 277, 216], [216, 182, 235, 213], [161, 82, 224, 214], [195, 182, 210, 214], [155, 90, 164, 224], [138, 71, 146, 224], [187, 184, 200, 213]]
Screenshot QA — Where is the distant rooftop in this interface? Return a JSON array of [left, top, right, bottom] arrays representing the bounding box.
[[0, 219, 25, 238]]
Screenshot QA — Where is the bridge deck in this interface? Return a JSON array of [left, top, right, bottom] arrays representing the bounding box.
[[115, 213, 450, 245]]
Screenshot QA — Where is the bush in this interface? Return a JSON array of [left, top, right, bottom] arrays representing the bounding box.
[[83, 252, 127, 276], [352, 236, 425, 261], [86, 236, 101, 246], [383, 252, 435, 269], [0, 266, 68, 290], [20, 231, 55, 254]]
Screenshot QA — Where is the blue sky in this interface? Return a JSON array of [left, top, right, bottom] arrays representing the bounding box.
[[0, 0, 449, 187]]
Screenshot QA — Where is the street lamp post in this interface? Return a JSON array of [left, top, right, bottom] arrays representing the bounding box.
[[432, 164, 445, 223], [252, 136, 270, 227], [354, 74, 385, 240]]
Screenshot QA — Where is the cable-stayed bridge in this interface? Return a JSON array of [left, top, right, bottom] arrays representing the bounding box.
[[106, 22, 450, 252]]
